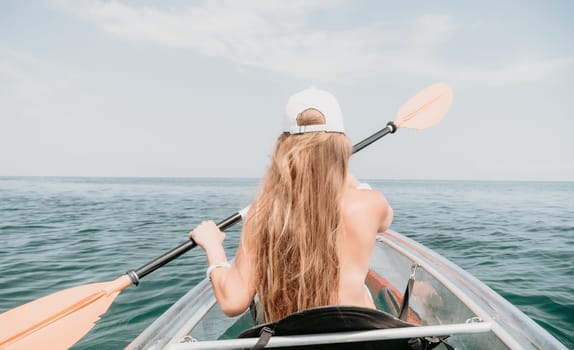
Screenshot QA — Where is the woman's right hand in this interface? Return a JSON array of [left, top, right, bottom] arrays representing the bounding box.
[[189, 220, 226, 251]]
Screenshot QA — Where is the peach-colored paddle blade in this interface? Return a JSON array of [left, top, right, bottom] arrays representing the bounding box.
[[0, 275, 131, 350], [394, 83, 453, 130]]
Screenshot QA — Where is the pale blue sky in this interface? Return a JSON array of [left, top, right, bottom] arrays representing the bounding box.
[[1, 0, 573, 180]]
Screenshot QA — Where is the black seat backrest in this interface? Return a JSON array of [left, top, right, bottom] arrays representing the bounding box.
[[238, 306, 435, 350]]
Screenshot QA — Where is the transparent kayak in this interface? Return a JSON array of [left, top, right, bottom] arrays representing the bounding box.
[[126, 230, 567, 350]]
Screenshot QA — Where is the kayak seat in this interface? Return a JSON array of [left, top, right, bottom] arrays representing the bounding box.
[[238, 305, 445, 350]]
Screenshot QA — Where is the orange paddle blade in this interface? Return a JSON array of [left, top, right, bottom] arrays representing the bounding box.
[[394, 83, 453, 130], [0, 275, 131, 350]]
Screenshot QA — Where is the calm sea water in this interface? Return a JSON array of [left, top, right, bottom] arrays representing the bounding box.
[[0, 177, 572, 349]]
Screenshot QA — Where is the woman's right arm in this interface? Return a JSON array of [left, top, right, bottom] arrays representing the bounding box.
[[378, 198, 393, 232], [368, 190, 393, 233], [349, 175, 393, 233]]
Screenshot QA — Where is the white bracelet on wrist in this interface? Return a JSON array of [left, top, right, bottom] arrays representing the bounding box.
[[206, 262, 231, 281]]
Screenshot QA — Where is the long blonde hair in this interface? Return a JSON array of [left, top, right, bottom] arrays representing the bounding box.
[[246, 109, 352, 322]]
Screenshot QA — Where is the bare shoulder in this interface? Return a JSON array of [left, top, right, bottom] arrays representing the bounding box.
[[345, 187, 389, 212], [343, 188, 393, 232]]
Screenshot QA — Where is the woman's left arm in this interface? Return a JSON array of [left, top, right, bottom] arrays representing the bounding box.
[[189, 221, 256, 316]]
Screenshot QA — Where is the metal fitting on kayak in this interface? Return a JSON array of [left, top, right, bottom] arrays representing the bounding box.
[[410, 263, 421, 279]]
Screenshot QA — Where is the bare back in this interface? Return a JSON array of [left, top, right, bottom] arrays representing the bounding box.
[[338, 185, 393, 308], [197, 182, 393, 319]]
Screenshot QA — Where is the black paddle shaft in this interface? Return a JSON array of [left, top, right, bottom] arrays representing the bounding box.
[[126, 121, 397, 286], [352, 121, 396, 153], [128, 212, 242, 284]]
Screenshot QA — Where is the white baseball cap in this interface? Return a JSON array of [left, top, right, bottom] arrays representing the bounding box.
[[284, 88, 345, 134]]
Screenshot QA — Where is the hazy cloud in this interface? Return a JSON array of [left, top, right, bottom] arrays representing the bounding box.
[[53, 0, 573, 86]]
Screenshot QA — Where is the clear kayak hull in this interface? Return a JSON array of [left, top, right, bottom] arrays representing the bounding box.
[[126, 230, 567, 350]]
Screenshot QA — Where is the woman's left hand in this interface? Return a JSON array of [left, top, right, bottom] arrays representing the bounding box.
[[189, 220, 226, 251]]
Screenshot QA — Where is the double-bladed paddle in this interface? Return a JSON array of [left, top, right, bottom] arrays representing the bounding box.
[[0, 83, 453, 350]]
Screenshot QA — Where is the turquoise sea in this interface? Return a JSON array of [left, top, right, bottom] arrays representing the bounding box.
[[0, 177, 572, 349]]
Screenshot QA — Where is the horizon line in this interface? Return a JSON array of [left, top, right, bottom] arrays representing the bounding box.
[[0, 175, 572, 183]]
